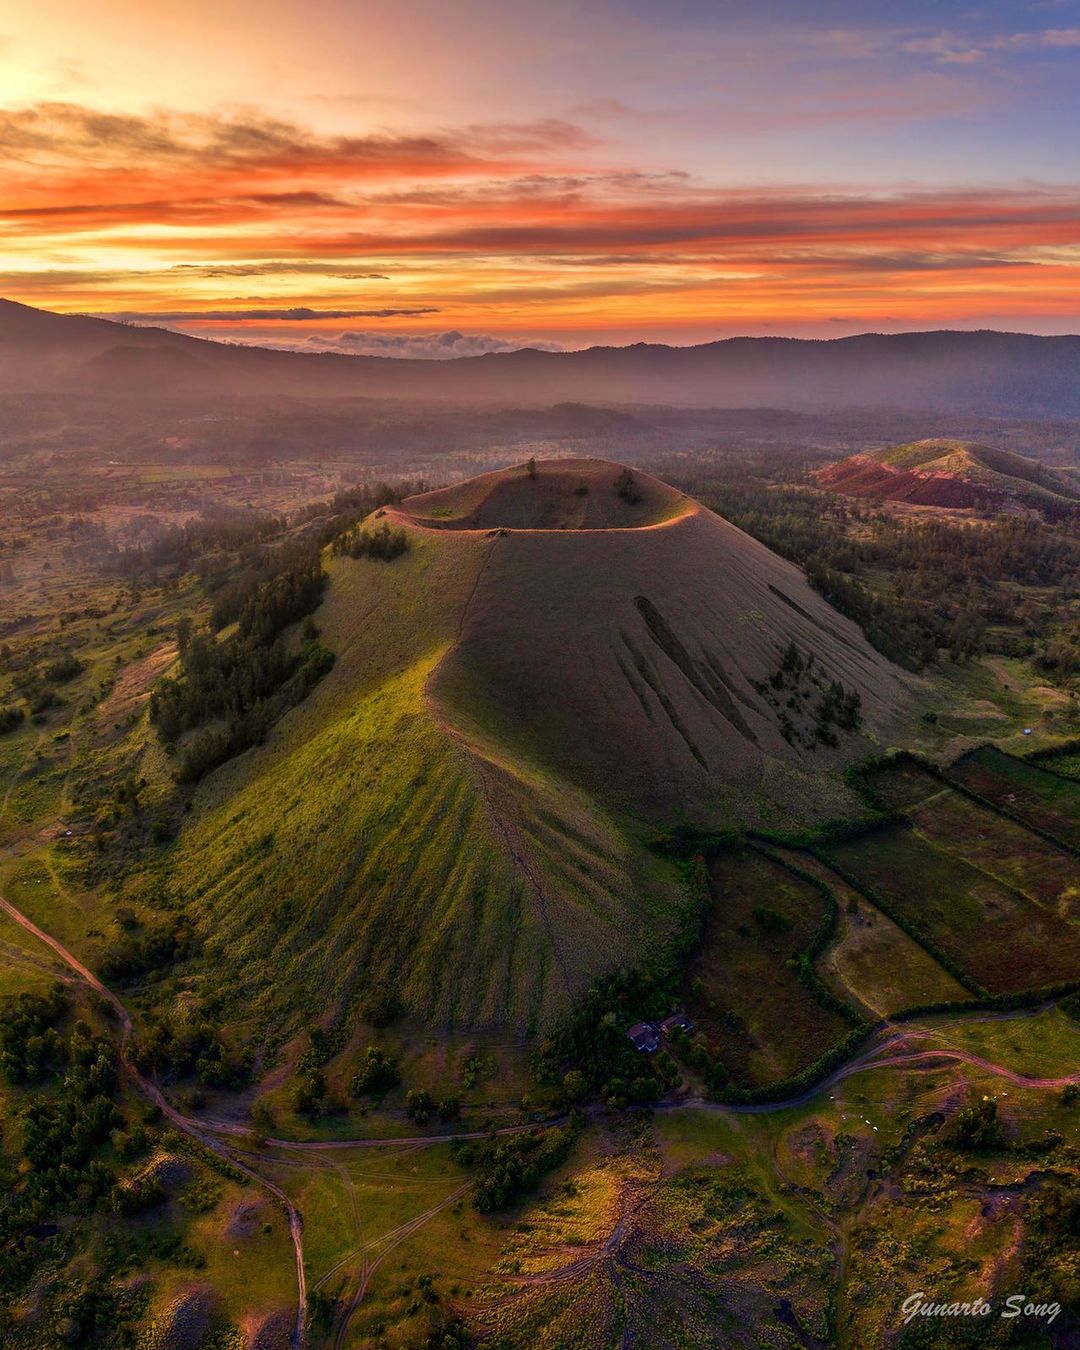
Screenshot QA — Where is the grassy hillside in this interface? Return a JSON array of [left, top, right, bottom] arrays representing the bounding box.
[[168, 527, 685, 1035], [164, 459, 914, 1040]]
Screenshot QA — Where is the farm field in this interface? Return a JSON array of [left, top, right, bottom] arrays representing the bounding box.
[[947, 744, 1080, 849], [683, 849, 856, 1088], [776, 848, 970, 1017], [820, 822, 1080, 995], [907, 787, 1080, 917]]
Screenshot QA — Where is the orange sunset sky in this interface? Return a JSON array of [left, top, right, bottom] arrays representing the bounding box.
[[3, 0, 1080, 354]]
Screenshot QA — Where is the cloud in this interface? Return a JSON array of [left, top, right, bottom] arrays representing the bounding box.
[[168, 262, 390, 279], [0, 102, 593, 180], [253, 330, 565, 359], [93, 306, 439, 322], [903, 26, 1080, 64]]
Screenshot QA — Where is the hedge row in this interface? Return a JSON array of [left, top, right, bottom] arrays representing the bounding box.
[[715, 1024, 875, 1107], [1024, 737, 1080, 767], [891, 979, 1080, 1024]]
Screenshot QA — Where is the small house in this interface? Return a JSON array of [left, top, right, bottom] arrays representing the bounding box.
[[627, 1021, 660, 1053], [660, 1012, 695, 1039]]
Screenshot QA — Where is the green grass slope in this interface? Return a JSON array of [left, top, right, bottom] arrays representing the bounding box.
[[168, 528, 684, 1034], [166, 458, 914, 1038]]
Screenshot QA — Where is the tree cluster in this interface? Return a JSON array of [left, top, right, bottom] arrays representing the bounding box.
[[349, 1046, 400, 1096], [331, 520, 410, 561], [0, 984, 69, 1082], [131, 1008, 250, 1090], [98, 915, 194, 984], [455, 1122, 579, 1212], [150, 543, 332, 781], [0, 1016, 128, 1296]]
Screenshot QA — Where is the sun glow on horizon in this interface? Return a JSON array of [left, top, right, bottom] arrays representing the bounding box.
[[3, 0, 1080, 350]]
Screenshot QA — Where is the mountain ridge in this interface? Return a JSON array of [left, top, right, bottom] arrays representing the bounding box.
[[5, 297, 1080, 413]]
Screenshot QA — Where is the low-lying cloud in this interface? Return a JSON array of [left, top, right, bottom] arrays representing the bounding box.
[[259, 330, 566, 359]]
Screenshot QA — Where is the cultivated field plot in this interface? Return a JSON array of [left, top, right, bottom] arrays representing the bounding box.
[[777, 849, 970, 1017], [907, 785, 1080, 918], [864, 756, 940, 812], [821, 824, 1080, 994], [684, 851, 854, 1088], [870, 757, 1080, 917], [947, 745, 1080, 850]]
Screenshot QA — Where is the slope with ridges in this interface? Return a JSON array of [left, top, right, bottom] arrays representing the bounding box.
[[404, 460, 911, 824], [167, 459, 913, 1035], [169, 523, 683, 1033]]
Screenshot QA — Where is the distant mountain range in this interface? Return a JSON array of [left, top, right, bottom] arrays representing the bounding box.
[[4, 298, 1080, 414], [819, 439, 1080, 519]]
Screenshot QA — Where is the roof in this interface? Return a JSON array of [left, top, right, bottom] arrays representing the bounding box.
[[627, 1021, 660, 1052], [660, 1011, 695, 1036]]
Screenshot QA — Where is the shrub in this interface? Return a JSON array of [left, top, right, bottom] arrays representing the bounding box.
[[0, 704, 23, 734], [360, 983, 402, 1027], [406, 1089, 435, 1124], [291, 1070, 328, 1118], [751, 905, 790, 937], [349, 1047, 399, 1096], [45, 652, 83, 682]]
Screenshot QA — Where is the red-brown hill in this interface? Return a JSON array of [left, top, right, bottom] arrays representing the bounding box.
[[819, 439, 1080, 519]]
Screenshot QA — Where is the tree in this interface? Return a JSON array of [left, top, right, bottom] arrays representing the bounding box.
[[291, 1069, 327, 1118], [561, 1070, 588, 1105], [614, 468, 642, 504], [526, 457, 537, 479], [250, 1100, 276, 1146], [406, 1089, 435, 1124]]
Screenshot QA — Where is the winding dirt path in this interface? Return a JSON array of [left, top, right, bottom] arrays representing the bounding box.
[[5, 888, 1079, 1350], [0, 893, 311, 1345]]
